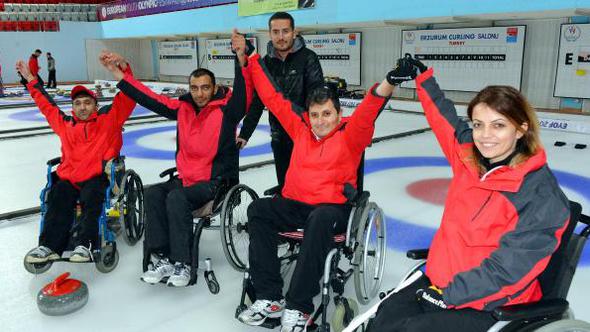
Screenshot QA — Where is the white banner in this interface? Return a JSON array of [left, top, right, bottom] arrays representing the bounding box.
[[303, 33, 362, 86], [554, 24, 590, 99], [401, 26, 526, 92], [206, 37, 257, 79], [158, 40, 199, 77]]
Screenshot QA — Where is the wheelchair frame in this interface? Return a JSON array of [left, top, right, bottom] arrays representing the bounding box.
[[141, 167, 258, 293], [23, 156, 145, 274]]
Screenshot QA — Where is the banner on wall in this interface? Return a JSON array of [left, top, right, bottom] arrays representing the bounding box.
[[554, 24, 590, 99], [98, 0, 236, 21], [400, 26, 526, 92], [158, 40, 199, 77], [238, 0, 315, 17], [206, 37, 258, 79], [303, 32, 362, 85]]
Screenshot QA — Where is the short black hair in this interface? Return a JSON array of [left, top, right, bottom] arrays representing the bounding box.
[[268, 12, 294, 30], [189, 68, 215, 86], [47, 52, 52, 56], [35, 49, 42, 54], [306, 85, 341, 113]]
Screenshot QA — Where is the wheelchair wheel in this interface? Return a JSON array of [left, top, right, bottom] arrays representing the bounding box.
[[353, 202, 387, 305], [95, 243, 119, 273], [331, 297, 359, 332], [23, 253, 52, 274], [118, 170, 144, 246], [220, 184, 258, 272], [534, 319, 590, 331]]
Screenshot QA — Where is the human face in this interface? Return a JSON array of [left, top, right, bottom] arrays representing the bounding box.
[[471, 103, 528, 163], [72, 96, 97, 121], [309, 100, 341, 139], [269, 18, 295, 53], [189, 75, 215, 108]]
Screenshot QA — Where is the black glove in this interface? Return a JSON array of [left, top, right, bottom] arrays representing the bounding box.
[[411, 57, 428, 74], [386, 54, 418, 85], [416, 285, 448, 311]]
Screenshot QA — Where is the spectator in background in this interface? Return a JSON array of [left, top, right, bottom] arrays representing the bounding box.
[[46, 52, 57, 89], [20, 49, 43, 90]]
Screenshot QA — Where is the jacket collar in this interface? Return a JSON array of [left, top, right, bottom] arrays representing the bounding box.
[[475, 148, 547, 192], [266, 35, 306, 60]]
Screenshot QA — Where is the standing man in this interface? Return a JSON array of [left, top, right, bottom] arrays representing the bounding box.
[[46, 52, 57, 89], [20, 49, 43, 89], [236, 11, 323, 193]]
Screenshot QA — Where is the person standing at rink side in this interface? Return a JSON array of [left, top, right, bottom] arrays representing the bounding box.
[[113, 33, 253, 288], [46, 52, 57, 89], [236, 11, 324, 194], [237, 48, 418, 332], [20, 49, 44, 89], [367, 57, 570, 332]]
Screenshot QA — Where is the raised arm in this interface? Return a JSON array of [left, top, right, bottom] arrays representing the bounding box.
[[414, 59, 472, 167], [17, 60, 66, 134], [99, 50, 137, 126], [248, 53, 306, 139], [224, 30, 254, 124], [344, 56, 417, 153]]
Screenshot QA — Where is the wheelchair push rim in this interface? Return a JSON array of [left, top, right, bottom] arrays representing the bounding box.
[[118, 170, 145, 246], [220, 184, 258, 272], [353, 202, 387, 304]]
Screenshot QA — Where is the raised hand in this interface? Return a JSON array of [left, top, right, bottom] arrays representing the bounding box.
[[231, 28, 248, 67], [16, 60, 35, 82], [386, 54, 418, 86], [99, 50, 125, 81]]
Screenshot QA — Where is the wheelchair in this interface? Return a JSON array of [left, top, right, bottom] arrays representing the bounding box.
[[228, 156, 388, 331], [358, 200, 590, 332], [141, 167, 259, 294], [23, 156, 145, 274]]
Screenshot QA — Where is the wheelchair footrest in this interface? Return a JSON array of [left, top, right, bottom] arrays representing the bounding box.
[[260, 318, 281, 329]]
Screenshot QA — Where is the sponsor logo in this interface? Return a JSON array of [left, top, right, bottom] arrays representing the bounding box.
[[506, 27, 518, 43], [405, 31, 415, 44], [564, 25, 581, 42]]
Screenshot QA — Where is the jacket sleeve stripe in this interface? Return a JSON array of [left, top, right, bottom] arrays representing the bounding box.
[[416, 69, 473, 164], [28, 80, 69, 133], [117, 75, 179, 120], [224, 58, 253, 123], [443, 168, 570, 309]]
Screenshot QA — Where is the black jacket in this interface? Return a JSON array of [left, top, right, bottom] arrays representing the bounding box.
[[238, 35, 324, 141]]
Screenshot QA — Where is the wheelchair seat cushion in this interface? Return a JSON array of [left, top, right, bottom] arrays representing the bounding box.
[[278, 230, 346, 243]]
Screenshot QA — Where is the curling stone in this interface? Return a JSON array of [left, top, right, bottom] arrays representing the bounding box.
[[37, 272, 88, 316]]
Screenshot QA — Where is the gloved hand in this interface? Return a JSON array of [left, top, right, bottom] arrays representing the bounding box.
[[386, 54, 418, 85], [410, 57, 428, 74], [416, 285, 448, 310]]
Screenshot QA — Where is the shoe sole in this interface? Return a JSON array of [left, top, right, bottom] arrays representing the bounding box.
[[25, 255, 60, 264], [239, 311, 283, 326], [69, 256, 91, 263]]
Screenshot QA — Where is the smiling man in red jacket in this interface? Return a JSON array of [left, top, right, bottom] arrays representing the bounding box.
[[237, 36, 417, 331], [21, 51, 136, 264]]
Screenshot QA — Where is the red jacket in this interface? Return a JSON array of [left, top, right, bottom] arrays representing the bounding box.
[[416, 68, 570, 311], [29, 54, 40, 77], [27, 66, 136, 185], [249, 54, 389, 205], [117, 60, 253, 186]]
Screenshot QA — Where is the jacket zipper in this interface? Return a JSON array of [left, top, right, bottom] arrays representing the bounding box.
[[84, 123, 88, 140], [471, 192, 492, 222]]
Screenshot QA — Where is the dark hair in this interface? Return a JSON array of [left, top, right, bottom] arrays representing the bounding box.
[[306, 85, 341, 113], [35, 49, 42, 53], [268, 12, 294, 30], [47, 52, 52, 56], [467, 85, 541, 171], [189, 68, 216, 86]]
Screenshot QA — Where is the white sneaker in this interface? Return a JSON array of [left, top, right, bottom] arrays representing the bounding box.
[[280, 308, 311, 332], [25, 246, 60, 263], [166, 262, 191, 287], [69, 245, 93, 262], [238, 299, 285, 326], [141, 256, 174, 284]]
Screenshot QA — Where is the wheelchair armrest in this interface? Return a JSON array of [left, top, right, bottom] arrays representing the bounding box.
[[406, 249, 429, 260], [47, 157, 61, 166], [263, 185, 280, 196], [492, 298, 569, 322], [159, 167, 178, 179]]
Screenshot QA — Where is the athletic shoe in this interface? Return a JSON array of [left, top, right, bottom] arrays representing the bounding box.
[[69, 245, 93, 262], [238, 299, 285, 326], [280, 308, 311, 332], [25, 246, 59, 263], [141, 255, 174, 284], [166, 262, 191, 287]]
